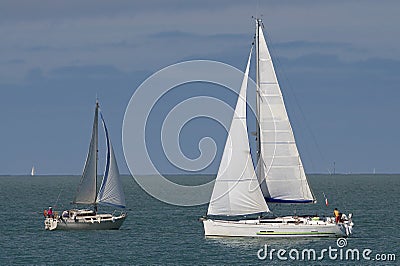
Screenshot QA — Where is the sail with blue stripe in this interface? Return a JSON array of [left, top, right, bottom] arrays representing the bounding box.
[[96, 112, 126, 208], [255, 20, 315, 204]]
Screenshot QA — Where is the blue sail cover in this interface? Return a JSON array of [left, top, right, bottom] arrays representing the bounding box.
[[96, 112, 126, 208]]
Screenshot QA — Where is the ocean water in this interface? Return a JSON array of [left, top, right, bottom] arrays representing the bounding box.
[[0, 174, 398, 265]]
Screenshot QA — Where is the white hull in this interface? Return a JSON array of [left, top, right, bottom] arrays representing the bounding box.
[[44, 209, 127, 231], [202, 216, 353, 238]]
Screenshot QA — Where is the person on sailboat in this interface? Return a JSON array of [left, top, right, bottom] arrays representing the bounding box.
[[47, 207, 53, 218], [334, 208, 340, 223]]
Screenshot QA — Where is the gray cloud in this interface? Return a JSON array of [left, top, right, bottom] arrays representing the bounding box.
[[0, 1, 399, 174]]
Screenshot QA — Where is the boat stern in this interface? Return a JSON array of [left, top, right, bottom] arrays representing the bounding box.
[[44, 217, 58, 231], [342, 213, 354, 236], [202, 218, 215, 237]]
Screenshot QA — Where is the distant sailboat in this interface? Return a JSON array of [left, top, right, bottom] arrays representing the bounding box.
[[201, 19, 354, 238], [31, 166, 35, 176], [44, 100, 127, 230]]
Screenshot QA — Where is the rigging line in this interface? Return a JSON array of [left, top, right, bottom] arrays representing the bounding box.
[[54, 188, 64, 209]]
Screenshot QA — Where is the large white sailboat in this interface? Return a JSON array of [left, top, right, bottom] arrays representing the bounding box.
[[45, 100, 127, 230], [202, 19, 354, 238]]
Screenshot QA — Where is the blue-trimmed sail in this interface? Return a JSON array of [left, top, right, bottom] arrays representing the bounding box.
[[255, 20, 315, 204], [96, 112, 126, 208]]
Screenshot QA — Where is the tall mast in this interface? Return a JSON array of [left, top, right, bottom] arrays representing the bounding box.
[[255, 18, 261, 178], [94, 100, 99, 206]]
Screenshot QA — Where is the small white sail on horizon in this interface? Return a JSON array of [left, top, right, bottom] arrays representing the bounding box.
[[31, 166, 35, 176]]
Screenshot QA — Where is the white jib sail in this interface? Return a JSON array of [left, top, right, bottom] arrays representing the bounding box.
[[207, 47, 269, 216], [256, 22, 314, 203], [96, 113, 126, 208], [73, 103, 99, 205]]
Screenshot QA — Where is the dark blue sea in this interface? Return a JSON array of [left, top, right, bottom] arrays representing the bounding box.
[[0, 174, 398, 265]]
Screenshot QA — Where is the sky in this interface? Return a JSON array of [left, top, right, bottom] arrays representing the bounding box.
[[0, 0, 399, 175]]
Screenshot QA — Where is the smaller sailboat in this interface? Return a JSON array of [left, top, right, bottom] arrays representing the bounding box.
[[45, 100, 127, 230], [31, 166, 35, 176]]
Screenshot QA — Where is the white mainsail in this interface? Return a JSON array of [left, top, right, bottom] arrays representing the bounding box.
[[73, 103, 99, 205], [207, 48, 269, 216], [96, 113, 126, 208], [31, 166, 35, 176], [256, 21, 314, 203]]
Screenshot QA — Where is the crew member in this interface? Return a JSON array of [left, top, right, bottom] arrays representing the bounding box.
[[333, 208, 340, 223]]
